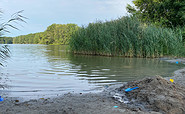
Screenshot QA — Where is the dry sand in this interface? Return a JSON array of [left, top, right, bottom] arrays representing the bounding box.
[[0, 58, 185, 114]]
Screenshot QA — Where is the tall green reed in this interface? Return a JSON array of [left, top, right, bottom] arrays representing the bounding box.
[[69, 17, 184, 58]]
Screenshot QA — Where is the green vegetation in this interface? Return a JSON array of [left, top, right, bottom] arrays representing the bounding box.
[[127, 0, 185, 40], [13, 23, 79, 45], [126, 0, 185, 28], [69, 17, 184, 57], [0, 37, 13, 44], [69, 0, 185, 58], [0, 10, 26, 66], [0, 45, 10, 66], [1, 0, 184, 59]]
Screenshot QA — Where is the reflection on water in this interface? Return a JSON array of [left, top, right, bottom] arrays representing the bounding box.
[[0, 44, 184, 99]]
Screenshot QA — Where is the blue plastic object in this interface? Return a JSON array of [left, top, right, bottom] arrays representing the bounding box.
[[125, 87, 139, 92], [176, 61, 179, 64], [0, 96, 3, 101], [113, 106, 118, 108]]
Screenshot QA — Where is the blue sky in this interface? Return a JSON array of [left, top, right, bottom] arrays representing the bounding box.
[[0, 0, 133, 37]]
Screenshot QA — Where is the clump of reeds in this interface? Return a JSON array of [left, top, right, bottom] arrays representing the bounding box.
[[69, 17, 184, 58]]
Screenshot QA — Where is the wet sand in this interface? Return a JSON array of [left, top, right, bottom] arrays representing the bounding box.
[[0, 58, 185, 114], [0, 89, 161, 114]]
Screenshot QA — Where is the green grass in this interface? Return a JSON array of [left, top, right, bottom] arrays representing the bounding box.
[[69, 17, 184, 58]]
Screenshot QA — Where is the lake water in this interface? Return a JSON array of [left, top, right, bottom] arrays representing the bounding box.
[[0, 44, 183, 99]]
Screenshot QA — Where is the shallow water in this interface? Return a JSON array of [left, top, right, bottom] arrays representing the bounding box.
[[0, 44, 184, 99]]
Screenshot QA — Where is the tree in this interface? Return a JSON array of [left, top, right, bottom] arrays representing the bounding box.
[[127, 0, 185, 27]]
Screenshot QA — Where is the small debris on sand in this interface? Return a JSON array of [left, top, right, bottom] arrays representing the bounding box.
[[118, 76, 185, 114]]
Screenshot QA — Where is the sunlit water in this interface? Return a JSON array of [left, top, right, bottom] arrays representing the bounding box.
[[0, 44, 184, 99]]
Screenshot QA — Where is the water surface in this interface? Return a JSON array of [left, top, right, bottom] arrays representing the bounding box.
[[0, 44, 183, 99]]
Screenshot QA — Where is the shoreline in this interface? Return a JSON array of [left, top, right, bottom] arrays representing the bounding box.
[[164, 58, 185, 87], [0, 58, 185, 114]]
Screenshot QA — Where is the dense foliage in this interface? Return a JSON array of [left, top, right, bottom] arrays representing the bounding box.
[[70, 17, 184, 58], [0, 37, 13, 44], [13, 24, 79, 45], [127, 0, 185, 28]]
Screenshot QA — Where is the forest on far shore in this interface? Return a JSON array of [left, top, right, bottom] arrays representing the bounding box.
[[0, 23, 79, 45]]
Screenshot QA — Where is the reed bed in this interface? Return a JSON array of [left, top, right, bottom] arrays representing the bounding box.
[[69, 17, 184, 58]]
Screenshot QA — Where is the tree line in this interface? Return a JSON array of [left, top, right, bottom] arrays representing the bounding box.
[[13, 23, 79, 45], [0, 37, 13, 44], [0, 23, 79, 45]]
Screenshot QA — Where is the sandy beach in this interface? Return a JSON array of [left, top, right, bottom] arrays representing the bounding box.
[[0, 58, 185, 114]]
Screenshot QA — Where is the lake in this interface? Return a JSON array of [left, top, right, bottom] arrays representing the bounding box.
[[0, 44, 183, 99]]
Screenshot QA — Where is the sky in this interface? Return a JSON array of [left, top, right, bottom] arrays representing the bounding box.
[[0, 0, 133, 37]]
